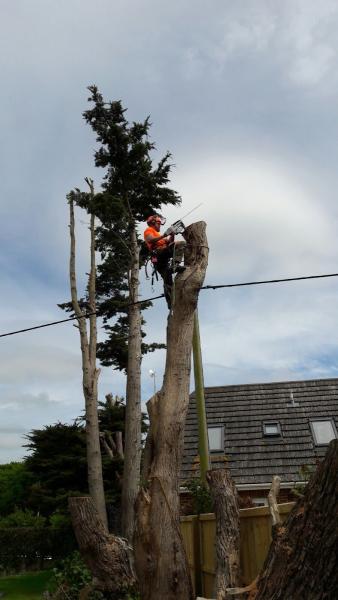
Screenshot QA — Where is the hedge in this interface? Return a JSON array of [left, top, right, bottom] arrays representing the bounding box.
[[0, 527, 76, 573]]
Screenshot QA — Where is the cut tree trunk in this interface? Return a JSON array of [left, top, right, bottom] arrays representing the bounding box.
[[134, 222, 208, 600], [121, 227, 142, 542], [206, 469, 241, 600], [247, 439, 338, 600], [68, 496, 136, 596], [267, 476, 281, 529]]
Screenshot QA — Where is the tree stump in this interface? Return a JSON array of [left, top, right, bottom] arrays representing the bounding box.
[[68, 496, 136, 596], [206, 469, 241, 600]]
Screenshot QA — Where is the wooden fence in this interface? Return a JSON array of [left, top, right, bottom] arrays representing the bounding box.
[[180, 502, 294, 597]]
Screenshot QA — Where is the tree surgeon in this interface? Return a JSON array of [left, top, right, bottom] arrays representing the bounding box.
[[144, 214, 186, 306]]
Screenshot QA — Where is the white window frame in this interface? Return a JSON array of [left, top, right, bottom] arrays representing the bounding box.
[[310, 418, 338, 446], [208, 425, 224, 453]]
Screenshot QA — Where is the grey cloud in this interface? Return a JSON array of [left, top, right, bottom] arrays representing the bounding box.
[[0, 433, 25, 450], [0, 341, 81, 385], [2, 0, 338, 463], [0, 426, 25, 434], [0, 391, 54, 411]]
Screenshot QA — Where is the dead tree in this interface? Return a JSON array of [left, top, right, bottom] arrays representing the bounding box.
[[68, 181, 108, 530], [68, 497, 136, 597], [134, 222, 208, 600], [227, 440, 338, 600], [206, 469, 241, 600]]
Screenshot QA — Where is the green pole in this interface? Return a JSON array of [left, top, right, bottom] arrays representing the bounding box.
[[192, 310, 210, 482]]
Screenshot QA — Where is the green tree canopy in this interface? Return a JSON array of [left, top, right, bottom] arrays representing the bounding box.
[[0, 462, 32, 516], [64, 85, 180, 371]]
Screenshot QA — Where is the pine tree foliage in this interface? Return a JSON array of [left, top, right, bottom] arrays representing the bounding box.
[[68, 86, 180, 370]]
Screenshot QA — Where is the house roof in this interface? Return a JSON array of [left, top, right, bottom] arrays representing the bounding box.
[[181, 377, 338, 487]]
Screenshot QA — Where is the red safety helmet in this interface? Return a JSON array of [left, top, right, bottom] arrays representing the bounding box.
[[146, 214, 166, 226]]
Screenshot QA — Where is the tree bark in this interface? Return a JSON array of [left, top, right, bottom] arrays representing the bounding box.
[[68, 186, 108, 530], [121, 226, 142, 542], [206, 469, 241, 600], [134, 222, 208, 600], [68, 496, 136, 596], [248, 440, 338, 600]]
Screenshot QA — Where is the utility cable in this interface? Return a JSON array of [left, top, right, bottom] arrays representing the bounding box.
[[201, 272, 338, 290], [1, 271, 338, 339]]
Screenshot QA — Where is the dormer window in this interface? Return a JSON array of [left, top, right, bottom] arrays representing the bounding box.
[[208, 426, 224, 452], [263, 421, 281, 437], [310, 419, 337, 445]]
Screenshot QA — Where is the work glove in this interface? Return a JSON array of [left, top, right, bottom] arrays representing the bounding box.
[[164, 226, 175, 236]]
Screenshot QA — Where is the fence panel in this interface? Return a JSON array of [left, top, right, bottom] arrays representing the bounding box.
[[181, 501, 294, 595], [199, 515, 216, 598], [180, 515, 200, 594]]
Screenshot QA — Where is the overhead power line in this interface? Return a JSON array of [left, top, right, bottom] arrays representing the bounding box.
[[201, 272, 338, 290], [1, 271, 338, 339]]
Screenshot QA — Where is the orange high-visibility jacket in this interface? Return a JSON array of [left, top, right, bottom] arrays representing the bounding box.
[[144, 226, 168, 250]]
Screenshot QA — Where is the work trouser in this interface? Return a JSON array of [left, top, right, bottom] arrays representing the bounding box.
[[155, 241, 186, 307]]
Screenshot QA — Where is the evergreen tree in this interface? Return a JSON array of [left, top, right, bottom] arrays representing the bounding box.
[[70, 86, 181, 539], [24, 422, 88, 516]]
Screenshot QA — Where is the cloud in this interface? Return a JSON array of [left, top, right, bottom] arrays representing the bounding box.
[[1, 0, 338, 463], [202, 1, 338, 89], [0, 433, 25, 450], [0, 342, 80, 385], [167, 153, 338, 280], [0, 391, 55, 411]]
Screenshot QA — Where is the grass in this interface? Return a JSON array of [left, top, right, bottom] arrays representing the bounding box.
[[0, 570, 52, 599]]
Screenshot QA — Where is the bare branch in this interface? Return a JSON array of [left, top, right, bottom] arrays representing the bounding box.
[[115, 431, 124, 459], [86, 179, 97, 368], [100, 433, 115, 460]]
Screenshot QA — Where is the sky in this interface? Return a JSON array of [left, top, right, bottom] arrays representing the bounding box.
[[2, 0, 338, 461]]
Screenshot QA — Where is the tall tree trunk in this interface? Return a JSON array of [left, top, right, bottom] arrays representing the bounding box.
[[206, 469, 241, 600], [69, 496, 136, 596], [134, 222, 208, 600], [121, 227, 142, 541], [68, 185, 108, 530]]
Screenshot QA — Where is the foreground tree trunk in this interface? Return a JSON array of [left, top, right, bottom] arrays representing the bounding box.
[[121, 227, 142, 542], [134, 222, 209, 600], [68, 183, 108, 530], [69, 497, 136, 596], [206, 469, 240, 599], [249, 439, 338, 600]]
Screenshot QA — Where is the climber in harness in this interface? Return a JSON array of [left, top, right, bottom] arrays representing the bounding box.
[[144, 214, 186, 307]]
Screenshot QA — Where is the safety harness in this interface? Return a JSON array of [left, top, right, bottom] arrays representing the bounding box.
[[144, 219, 186, 288]]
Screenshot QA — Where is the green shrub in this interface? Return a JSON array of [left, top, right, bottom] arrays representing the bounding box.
[[292, 464, 316, 498], [49, 511, 72, 529], [185, 477, 213, 514], [0, 508, 46, 528], [48, 551, 94, 599], [0, 526, 76, 573], [49, 552, 140, 600]]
